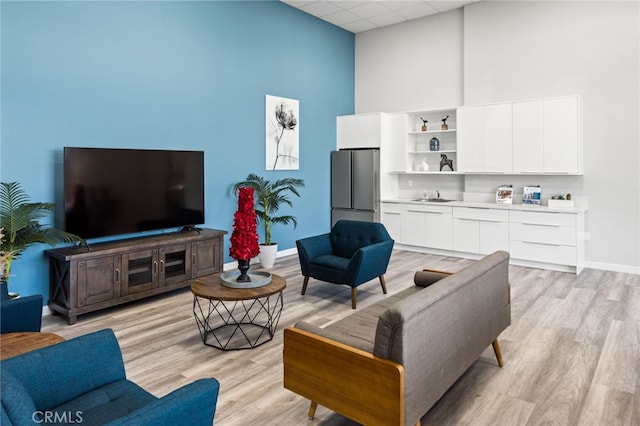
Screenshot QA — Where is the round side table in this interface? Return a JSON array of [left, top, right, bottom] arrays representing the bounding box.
[[191, 273, 286, 350]]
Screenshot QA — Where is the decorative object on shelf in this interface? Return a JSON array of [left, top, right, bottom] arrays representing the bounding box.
[[523, 185, 541, 205], [419, 158, 429, 172], [266, 95, 299, 170], [441, 115, 449, 130], [0, 182, 83, 292], [231, 174, 305, 268], [496, 185, 513, 204], [548, 193, 574, 209], [229, 187, 260, 283], [420, 117, 428, 132], [429, 137, 440, 151], [439, 154, 454, 171]]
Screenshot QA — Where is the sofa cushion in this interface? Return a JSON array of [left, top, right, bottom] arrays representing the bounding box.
[[1, 370, 37, 425], [311, 254, 350, 271], [297, 286, 422, 353], [52, 380, 156, 425]]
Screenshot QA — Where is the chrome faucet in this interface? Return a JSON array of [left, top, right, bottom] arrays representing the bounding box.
[[436, 190, 440, 199]]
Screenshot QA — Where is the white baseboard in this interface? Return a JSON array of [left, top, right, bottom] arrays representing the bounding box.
[[583, 261, 640, 275]]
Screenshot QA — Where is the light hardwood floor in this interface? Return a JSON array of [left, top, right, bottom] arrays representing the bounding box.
[[41, 250, 640, 425]]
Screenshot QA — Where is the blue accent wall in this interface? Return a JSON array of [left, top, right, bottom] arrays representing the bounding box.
[[1, 1, 355, 299]]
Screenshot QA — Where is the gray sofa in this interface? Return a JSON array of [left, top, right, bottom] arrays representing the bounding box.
[[283, 250, 511, 426]]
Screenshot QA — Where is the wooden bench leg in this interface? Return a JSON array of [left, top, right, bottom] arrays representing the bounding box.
[[351, 287, 357, 309], [308, 401, 318, 419], [301, 276, 309, 295], [492, 338, 505, 367], [379, 275, 388, 294]]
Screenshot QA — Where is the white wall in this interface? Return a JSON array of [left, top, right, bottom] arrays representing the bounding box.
[[355, 1, 640, 272], [355, 9, 464, 113]]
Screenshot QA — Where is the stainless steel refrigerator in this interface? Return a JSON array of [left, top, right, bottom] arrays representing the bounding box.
[[331, 149, 380, 226]]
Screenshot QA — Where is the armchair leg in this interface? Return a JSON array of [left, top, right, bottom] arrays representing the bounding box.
[[379, 275, 388, 294], [301, 276, 309, 295], [308, 401, 318, 419], [351, 288, 357, 309], [492, 338, 505, 367]]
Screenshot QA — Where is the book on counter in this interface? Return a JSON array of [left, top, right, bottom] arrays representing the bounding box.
[[523, 185, 541, 205], [496, 185, 513, 204]]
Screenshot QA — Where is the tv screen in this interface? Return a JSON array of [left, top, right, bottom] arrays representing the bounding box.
[[64, 147, 205, 239]]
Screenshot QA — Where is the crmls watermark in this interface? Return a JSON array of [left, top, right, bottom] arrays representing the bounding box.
[[32, 411, 83, 424]]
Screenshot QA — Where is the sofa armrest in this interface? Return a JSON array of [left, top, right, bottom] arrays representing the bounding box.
[[0, 294, 43, 333], [413, 270, 451, 288], [105, 378, 220, 426], [347, 239, 394, 284], [296, 233, 332, 274], [283, 327, 404, 426]]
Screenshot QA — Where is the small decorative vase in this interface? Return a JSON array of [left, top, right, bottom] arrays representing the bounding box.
[[236, 259, 251, 282], [430, 137, 440, 151]]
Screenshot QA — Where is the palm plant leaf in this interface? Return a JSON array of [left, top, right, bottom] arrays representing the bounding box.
[[231, 174, 304, 245]]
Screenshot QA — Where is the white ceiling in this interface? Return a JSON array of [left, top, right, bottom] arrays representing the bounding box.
[[281, 0, 480, 33]]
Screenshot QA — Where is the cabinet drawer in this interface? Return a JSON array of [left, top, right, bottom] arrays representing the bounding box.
[[405, 205, 451, 215], [510, 222, 576, 246], [511, 240, 576, 266], [510, 210, 575, 227], [453, 207, 509, 222]]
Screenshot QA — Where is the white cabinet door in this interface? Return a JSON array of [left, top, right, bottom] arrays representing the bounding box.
[[452, 217, 479, 253], [513, 100, 544, 173], [401, 209, 427, 247], [337, 114, 381, 149], [479, 221, 510, 254], [456, 106, 484, 172], [380, 204, 402, 242], [543, 97, 580, 173], [483, 103, 513, 173], [424, 210, 452, 250]]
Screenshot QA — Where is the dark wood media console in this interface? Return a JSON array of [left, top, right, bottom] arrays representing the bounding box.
[[45, 228, 227, 324]]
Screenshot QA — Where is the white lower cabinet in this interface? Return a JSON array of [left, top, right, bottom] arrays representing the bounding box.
[[509, 210, 578, 268], [382, 202, 584, 273], [401, 205, 452, 250], [453, 207, 509, 254]]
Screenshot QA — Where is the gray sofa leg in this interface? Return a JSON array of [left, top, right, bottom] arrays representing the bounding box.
[[351, 288, 357, 309], [301, 276, 309, 295], [379, 275, 388, 294], [308, 401, 318, 419], [492, 339, 505, 367]]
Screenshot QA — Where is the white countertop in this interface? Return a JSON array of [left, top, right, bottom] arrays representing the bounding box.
[[381, 198, 587, 213]]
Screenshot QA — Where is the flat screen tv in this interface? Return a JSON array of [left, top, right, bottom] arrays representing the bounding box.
[[64, 147, 205, 239]]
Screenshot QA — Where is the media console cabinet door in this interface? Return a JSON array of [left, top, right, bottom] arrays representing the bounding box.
[[77, 256, 121, 307], [191, 238, 222, 278]]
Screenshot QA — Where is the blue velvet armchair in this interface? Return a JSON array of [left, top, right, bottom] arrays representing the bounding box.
[[0, 280, 43, 334], [1, 328, 220, 425], [296, 220, 394, 309]]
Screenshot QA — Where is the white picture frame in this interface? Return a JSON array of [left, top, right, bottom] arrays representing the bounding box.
[[496, 185, 513, 204], [266, 95, 299, 170]]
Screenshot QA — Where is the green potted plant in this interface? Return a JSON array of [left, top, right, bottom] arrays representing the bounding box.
[[232, 173, 304, 268], [0, 181, 84, 292]]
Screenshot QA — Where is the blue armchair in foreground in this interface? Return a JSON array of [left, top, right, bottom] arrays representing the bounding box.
[[0, 280, 43, 333], [1, 328, 220, 426], [296, 220, 394, 309]]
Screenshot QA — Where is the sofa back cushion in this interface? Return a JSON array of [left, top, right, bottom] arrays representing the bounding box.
[[373, 250, 511, 426], [330, 220, 391, 259], [0, 329, 126, 411]]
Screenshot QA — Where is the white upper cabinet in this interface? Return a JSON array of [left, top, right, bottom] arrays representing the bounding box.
[[457, 103, 512, 173], [513, 96, 582, 174], [457, 106, 484, 172], [460, 95, 582, 175], [543, 97, 581, 174], [483, 103, 513, 173], [337, 113, 381, 149], [513, 100, 544, 172]]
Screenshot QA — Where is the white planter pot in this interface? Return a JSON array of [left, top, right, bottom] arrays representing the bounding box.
[[258, 244, 278, 268], [548, 199, 574, 209]]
